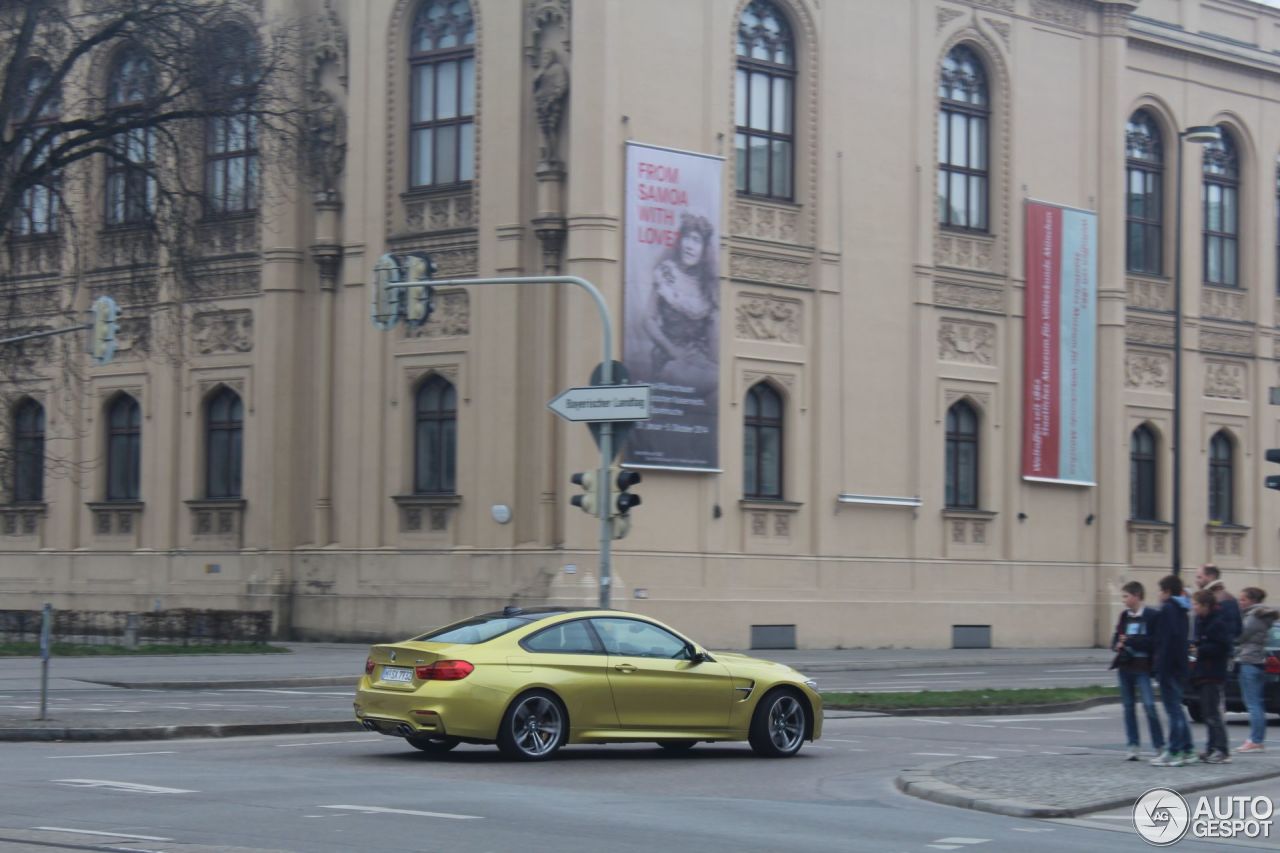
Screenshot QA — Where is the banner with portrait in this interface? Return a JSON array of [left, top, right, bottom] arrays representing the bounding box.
[[1022, 199, 1097, 486], [622, 142, 723, 471]]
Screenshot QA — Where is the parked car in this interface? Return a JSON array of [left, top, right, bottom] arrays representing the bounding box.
[[353, 606, 823, 761], [1185, 625, 1280, 722]]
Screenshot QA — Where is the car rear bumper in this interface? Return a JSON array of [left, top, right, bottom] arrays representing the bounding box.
[[353, 676, 506, 741]]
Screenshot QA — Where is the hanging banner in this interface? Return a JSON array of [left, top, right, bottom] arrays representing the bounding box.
[[1022, 200, 1097, 486], [622, 142, 722, 471]]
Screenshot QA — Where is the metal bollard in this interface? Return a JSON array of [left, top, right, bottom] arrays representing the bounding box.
[[38, 603, 51, 721], [123, 613, 138, 650]]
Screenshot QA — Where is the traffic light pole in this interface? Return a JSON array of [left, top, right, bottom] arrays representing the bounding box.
[[386, 274, 618, 608], [0, 324, 90, 346]]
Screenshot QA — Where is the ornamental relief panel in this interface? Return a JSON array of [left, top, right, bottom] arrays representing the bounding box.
[[937, 7, 964, 30], [1201, 329, 1252, 356], [938, 319, 996, 366], [405, 290, 470, 338], [194, 217, 261, 257], [1126, 320, 1174, 348], [735, 294, 802, 344], [1030, 0, 1087, 28], [728, 253, 810, 288], [730, 200, 801, 244], [387, 242, 478, 279], [114, 317, 151, 357], [1204, 360, 1246, 400], [403, 191, 476, 234], [1124, 350, 1171, 391], [934, 281, 1003, 314], [9, 237, 62, 276], [934, 232, 996, 273], [1127, 277, 1172, 312], [191, 311, 253, 355], [1201, 287, 1246, 322]]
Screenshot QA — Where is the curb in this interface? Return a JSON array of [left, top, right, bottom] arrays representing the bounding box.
[[825, 695, 1121, 717], [84, 676, 356, 690], [795, 654, 1111, 673], [895, 756, 1280, 819], [0, 719, 361, 742]]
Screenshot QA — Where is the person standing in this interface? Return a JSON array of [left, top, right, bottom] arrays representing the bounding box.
[[1190, 590, 1234, 763], [1111, 581, 1164, 760], [1151, 575, 1194, 767], [1236, 587, 1278, 754], [1196, 563, 1242, 639]]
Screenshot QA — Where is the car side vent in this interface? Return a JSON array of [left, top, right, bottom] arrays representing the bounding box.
[[733, 679, 755, 702]]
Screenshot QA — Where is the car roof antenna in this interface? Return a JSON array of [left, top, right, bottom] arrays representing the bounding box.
[[503, 605, 523, 617]]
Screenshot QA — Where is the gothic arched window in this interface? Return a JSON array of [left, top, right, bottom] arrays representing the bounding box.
[[409, 0, 476, 188], [1208, 430, 1234, 524], [1130, 424, 1158, 521], [205, 387, 243, 499], [1126, 110, 1163, 275], [106, 394, 142, 501], [945, 400, 979, 509], [414, 375, 457, 494], [735, 0, 796, 200], [744, 382, 783, 499], [105, 48, 156, 225], [204, 25, 259, 216], [14, 60, 60, 235], [13, 398, 45, 503], [1203, 128, 1239, 287], [938, 45, 989, 231]]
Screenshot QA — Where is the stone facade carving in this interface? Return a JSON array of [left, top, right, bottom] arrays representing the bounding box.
[[934, 281, 1003, 314], [938, 319, 996, 365], [1204, 360, 1246, 400], [405, 290, 471, 338], [973, 0, 1015, 11], [1030, 0, 1087, 29], [9, 237, 61, 275], [192, 310, 254, 355], [115, 317, 151, 357], [937, 7, 964, 30], [731, 201, 801, 244], [1126, 320, 1175, 348], [934, 232, 995, 272], [404, 192, 476, 233], [194, 217, 260, 257], [1125, 351, 1171, 390], [1201, 329, 1252, 356], [187, 267, 261, 298], [304, 0, 349, 197], [735, 294, 802, 343], [1127, 276, 1172, 312], [984, 18, 1011, 47], [527, 0, 571, 167], [1201, 287, 1246, 322], [729, 252, 809, 288]]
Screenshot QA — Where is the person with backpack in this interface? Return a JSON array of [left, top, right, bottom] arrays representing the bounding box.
[[1190, 590, 1234, 764], [1150, 575, 1194, 766], [1110, 581, 1164, 760]]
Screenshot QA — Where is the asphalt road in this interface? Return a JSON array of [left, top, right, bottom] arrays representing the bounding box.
[[813, 663, 1114, 693], [2, 705, 1276, 853]]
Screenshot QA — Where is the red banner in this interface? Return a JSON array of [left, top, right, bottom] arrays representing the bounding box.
[[1023, 203, 1062, 479]]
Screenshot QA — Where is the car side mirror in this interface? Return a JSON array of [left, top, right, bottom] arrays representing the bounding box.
[[686, 645, 709, 664]]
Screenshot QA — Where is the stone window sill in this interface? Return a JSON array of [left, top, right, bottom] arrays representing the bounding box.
[[739, 499, 802, 513]]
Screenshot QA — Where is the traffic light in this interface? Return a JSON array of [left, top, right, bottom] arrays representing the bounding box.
[[1266, 449, 1280, 490], [402, 252, 436, 328], [570, 470, 600, 514], [615, 468, 642, 515], [89, 295, 120, 365]]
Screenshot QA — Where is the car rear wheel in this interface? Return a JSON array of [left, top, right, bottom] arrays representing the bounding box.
[[406, 736, 461, 754], [497, 690, 567, 761], [657, 740, 697, 752], [749, 689, 808, 758]]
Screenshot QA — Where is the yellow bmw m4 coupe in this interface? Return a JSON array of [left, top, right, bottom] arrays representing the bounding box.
[[353, 606, 823, 761]]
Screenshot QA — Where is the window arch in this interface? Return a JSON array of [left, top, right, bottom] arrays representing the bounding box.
[[938, 44, 989, 232], [106, 394, 141, 501], [1203, 127, 1239, 288], [14, 60, 60, 236], [1129, 424, 1158, 521], [945, 400, 979, 509], [204, 25, 258, 216], [13, 398, 45, 503], [1208, 430, 1234, 524], [1125, 110, 1163, 275], [205, 387, 243, 499], [105, 47, 156, 225], [409, 0, 476, 189], [744, 382, 783, 500], [735, 0, 795, 200], [414, 375, 457, 494]]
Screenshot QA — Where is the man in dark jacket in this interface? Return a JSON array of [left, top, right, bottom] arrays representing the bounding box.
[[1191, 590, 1234, 763], [1151, 575, 1194, 766], [1111, 581, 1164, 760], [1196, 563, 1241, 639]]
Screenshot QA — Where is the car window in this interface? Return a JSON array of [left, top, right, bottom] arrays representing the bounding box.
[[1269, 626, 1280, 645], [592, 618, 689, 659], [414, 616, 531, 645], [522, 620, 600, 654]]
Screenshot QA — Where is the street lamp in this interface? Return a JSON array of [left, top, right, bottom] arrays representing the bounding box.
[[1171, 124, 1221, 577]]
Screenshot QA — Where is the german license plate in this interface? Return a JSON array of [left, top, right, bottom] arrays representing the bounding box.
[[381, 666, 413, 683]]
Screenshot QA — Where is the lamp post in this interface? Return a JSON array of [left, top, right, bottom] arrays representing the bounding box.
[[1171, 124, 1221, 577]]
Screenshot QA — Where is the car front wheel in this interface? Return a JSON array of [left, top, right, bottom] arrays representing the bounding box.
[[749, 689, 808, 758], [497, 690, 567, 761]]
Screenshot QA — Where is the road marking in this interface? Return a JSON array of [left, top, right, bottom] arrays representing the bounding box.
[[33, 827, 173, 842], [966, 755, 997, 760], [1004, 726, 1040, 730], [274, 739, 381, 748], [319, 805, 481, 821], [927, 847, 963, 851], [934, 839, 990, 845], [913, 719, 952, 725], [1088, 815, 1134, 820], [48, 752, 176, 759], [961, 724, 996, 728], [52, 779, 197, 794], [993, 716, 1107, 723], [226, 688, 355, 696], [1045, 668, 1106, 673], [892, 671, 987, 677], [806, 745, 835, 750], [990, 748, 1025, 753], [1052, 729, 1087, 734], [911, 752, 960, 757], [1010, 827, 1055, 832]]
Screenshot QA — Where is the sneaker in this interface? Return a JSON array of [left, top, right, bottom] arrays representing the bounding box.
[[1208, 750, 1232, 764], [1182, 752, 1201, 765], [1126, 745, 1141, 761], [1150, 750, 1177, 766], [1238, 741, 1265, 753]]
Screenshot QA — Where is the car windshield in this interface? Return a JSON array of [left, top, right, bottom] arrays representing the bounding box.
[[1269, 625, 1280, 645], [414, 615, 533, 645]]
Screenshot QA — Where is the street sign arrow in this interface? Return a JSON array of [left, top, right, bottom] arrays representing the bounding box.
[[548, 385, 652, 423]]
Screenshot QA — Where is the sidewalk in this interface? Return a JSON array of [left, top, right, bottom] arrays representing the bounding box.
[[0, 643, 1112, 742], [897, 749, 1280, 818]]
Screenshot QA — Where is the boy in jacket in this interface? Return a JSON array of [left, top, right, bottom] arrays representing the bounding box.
[[1151, 575, 1194, 766], [1191, 590, 1234, 764], [1110, 581, 1164, 760]]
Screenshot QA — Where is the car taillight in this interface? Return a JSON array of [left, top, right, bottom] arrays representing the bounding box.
[[414, 660, 474, 681], [365, 657, 375, 675], [1265, 655, 1280, 675]]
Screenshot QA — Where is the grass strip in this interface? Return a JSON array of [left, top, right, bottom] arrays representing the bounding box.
[[0, 642, 290, 657], [820, 685, 1118, 710]]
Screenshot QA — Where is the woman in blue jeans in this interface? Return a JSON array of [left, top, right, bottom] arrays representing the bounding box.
[[1236, 587, 1277, 753], [1111, 581, 1164, 759]]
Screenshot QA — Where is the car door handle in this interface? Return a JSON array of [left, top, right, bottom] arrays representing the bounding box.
[[613, 663, 636, 673]]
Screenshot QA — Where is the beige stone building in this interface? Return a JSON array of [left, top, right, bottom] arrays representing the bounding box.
[[6, 0, 1280, 648]]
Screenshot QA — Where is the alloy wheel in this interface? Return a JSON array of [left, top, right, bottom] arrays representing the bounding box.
[[511, 695, 563, 758], [767, 694, 805, 752]]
